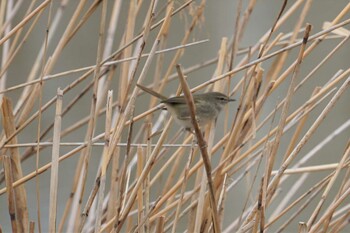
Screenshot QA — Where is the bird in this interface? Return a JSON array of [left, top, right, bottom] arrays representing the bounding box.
[[137, 84, 235, 130]]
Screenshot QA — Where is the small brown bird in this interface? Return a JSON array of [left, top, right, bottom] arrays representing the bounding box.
[[137, 84, 235, 129]]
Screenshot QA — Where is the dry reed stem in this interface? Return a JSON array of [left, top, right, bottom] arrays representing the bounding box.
[[222, 71, 346, 174], [16, 0, 88, 132], [29, 221, 35, 233], [0, 0, 51, 46], [266, 23, 311, 201], [228, 0, 242, 75], [193, 17, 350, 93], [81, 0, 156, 226], [0, 39, 208, 96], [48, 88, 63, 233], [299, 222, 307, 233], [272, 87, 331, 217], [137, 146, 144, 233], [176, 64, 220, 232], [193, 144, 210, 232], [273, 76, 350, 232], [104, 0, 193, 63], [295, 34, 350, 91], [214, 1, 294, 196], [102, 117, 173, 232], [0, 4, 43, 84], [309, 159, 350, 232], [217, 173, 228, 228], [147, 2, 173, 113], [239, 25, 347, 231], [144, 124, 152, 233], [272, 162, 350, 175], [100, 7, 173, 230], [330, 206, 350, 232], [308, 142, 350, 231], [94, 90, 112, 233], [76, 0, 108, 230], [36, 2, 53, 232], [11, 0, 65, 116], [282, 87, 319, 162], [119, 0, 136, 104], [155, 135, 190, 190], [1, 97, 29, 233], [3, 142, 198, 148], [3, 155, 17, 233], [96, 0, 121, 108], [275, 183, 324, 232], [156, 0, 205, 99], [171, 139, 194, 233], [266, 173, 331, 229], [155, 215, 165, 233], [269, 0, 312, 82], [195, 36, 229, 231]]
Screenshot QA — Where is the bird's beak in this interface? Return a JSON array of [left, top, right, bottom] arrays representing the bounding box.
[[228, 98, 236, 102]]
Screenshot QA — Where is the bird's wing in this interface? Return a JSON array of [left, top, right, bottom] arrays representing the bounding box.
[[161, 96, 187, 104], [161, 95, 200, 105]]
